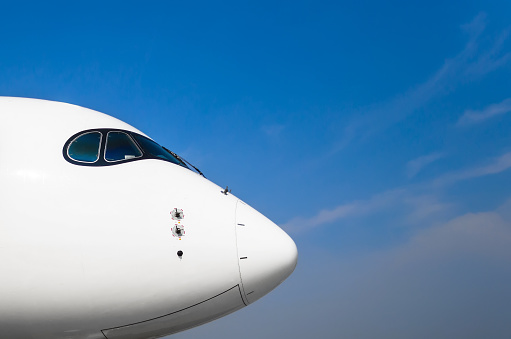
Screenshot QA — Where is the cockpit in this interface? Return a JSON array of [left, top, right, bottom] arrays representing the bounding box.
[[63, 129, 203, 175]]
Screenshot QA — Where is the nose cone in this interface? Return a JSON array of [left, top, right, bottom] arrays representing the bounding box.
[[235, 200, 298, 304]]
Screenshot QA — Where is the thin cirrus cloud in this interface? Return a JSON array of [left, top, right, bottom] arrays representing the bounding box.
[[283, 151, 511, 233], [405, 152, 445, 178], [457, 97, 511, 125], [432, 151, 511, 187], [280, 187, 452, 233], [329, 13, 511, 155], [280, 188, 405, 233]]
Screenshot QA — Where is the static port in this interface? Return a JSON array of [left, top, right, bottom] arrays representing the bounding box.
[[171, 208, 184, 220], [172, 224, 185, 238]]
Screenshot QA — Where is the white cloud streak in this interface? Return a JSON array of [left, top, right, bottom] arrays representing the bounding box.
[[330, 13, 511, 154], [405, 152, 445, 178], [433, 151, 511, 186], [280, 189, 405, 232], [457, 97, 511, 125], [284, 150, 511, 233], [392, 210, 511, 263]]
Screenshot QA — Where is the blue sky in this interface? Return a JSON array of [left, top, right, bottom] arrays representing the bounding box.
[[2, 1, 511, 338]]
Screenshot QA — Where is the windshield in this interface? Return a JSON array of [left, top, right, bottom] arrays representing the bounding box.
[[105, 131, 143, 162], [63, 128, 204, 173], [132, 134, 188, 168], [67, 131, 102, 163]]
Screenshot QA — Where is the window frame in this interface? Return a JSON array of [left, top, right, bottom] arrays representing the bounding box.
[[104, 131, 143, 163], [66, 131, 103, 164]]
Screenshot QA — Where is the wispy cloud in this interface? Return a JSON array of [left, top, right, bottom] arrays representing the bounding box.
[[463, 25, 511, 78], [284, 150, 511, 233], [281, 186, 454, 233], [457, 97, 511, 125], [402, 194, 454, 224], [406, 152, 445, 178], [402, 210, 511, 260], [433, 151, 511, 186], [286, 13, 511, 234], [281, 189, 405, 232], [330, 13, 511, 154], [262, 124, 285, 137]]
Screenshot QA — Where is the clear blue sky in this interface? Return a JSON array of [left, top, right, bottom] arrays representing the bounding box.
[[2, 1, 511, 338]]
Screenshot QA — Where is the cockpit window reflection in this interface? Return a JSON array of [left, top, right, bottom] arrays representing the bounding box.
[[68, 131, 101, 163], [105, 131, 142, 162]]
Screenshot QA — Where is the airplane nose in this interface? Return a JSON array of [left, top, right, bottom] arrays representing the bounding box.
[[235, 200, 298, 304]]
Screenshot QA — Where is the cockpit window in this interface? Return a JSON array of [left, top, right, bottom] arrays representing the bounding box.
[[67, 131, 102, 163], [105, 131, 143, 162], [132, 134, 187, 168], [63, 128, 202, 176]]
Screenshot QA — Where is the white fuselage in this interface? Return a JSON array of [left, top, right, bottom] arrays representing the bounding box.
[[0, 98, 297, 339]]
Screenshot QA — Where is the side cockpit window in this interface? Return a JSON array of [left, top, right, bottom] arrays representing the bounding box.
[[131, 134, 185, 167], [105, 131, 142, 162], [68, 131, 102, 163]]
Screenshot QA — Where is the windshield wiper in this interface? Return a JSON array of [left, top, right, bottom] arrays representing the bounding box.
[[162, 146, 205, 178]]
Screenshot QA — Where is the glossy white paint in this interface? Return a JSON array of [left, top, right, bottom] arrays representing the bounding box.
[[236, 200, 298, 304], [0, 97, 297, 339]]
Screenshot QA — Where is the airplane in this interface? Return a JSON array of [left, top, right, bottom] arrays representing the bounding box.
[[0, 97, 298, 339]]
